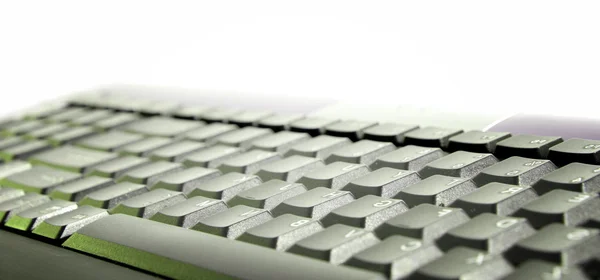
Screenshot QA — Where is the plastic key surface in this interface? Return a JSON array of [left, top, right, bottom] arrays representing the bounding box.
[[150, 196, 228, 228], [447, 131, 511, 153], [49, 176, 114, 202], [191, 205, 272, 239], [494, 134, 563, 159], [403, 127, 463, 149], [324, 140, 395, 166], [548, 138, 600, 166], [149, 167, 221, 194], [228, 180, 306, 210], [109, 189, 186, 218], [5, 200, 78, 231], [182, 145, 242, 168], [123, 116, 203, 137], [284, 135, 351, 159], [324, 120, 378, 142], [418, 151, 498, 179], [362, 123, 419, 145], [255, 155, 324, 182], [369, 145, 444, 171], [187, 172, 262, 202], [297, 161, 370, 190], [450, 182, 538, 217], [272, 187, 355, 219], [237, 213, 324, 251], [342, 167, 421, 198], [532, 163, 600, 194], [395, 175, 477, 207], [473, 156, 557, 187], [32, 205, 108, 240], [0, 165, 81, 194], [30, 146, 118, 173]]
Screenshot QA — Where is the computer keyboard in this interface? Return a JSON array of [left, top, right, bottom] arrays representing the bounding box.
[[0, 91, 599, 280]]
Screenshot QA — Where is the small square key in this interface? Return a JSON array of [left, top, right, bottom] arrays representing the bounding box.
[[117, 136, 174, 157], [149, 167, 221, 194], [249, 131, 310, 154], [418, 151, 498, 179], [116, 161, 183, 185], [369, 145, 444, 171], [403, 126, 464, 149], [5, 200, 78, 231], [192, 205, 272, 239], [0, 193, 51, 223], [217, 150, 281, 175], [495, 134, 563, 159], [257, 114, 304, 132], [287, 224, 379, 265], [447, 131, 512, 153], [214, 127, 273, 150], [342, 167, 421, 198], [122, 116, 204, 137], [187, 172, 262, 202], [395, 175, 477, 207], [514, 189, 600, 229], [0, 165, 81, 194], [321, 195, 409, 230], [109, 189, 187, 219], [284, 135, 351, 159], [238, 214, 324, 251], [228, 111, 273, 127], [30, 146, 118, 173], [473, 156, 557, 187], [149, 140, 207, 162], [85, 156, 151, 178], [324, 140, 395, 166], [548, 138, 600, 166], [436, 214, 535, 254], [324, 120, 378, 142], [363, 123, 419, 145], [181, 145, 242, 168], [184, 123, 238, 143], [78, 182, 148, 209], [451, 182, 538, 217], [533, 163, 600, 194], [255, 155, 324, 182], [228, 180, 307, 210], [289, 117, 339, 137], [49, 176, 114, 202], [272, 187, 355, 219], [77, 131, 144, 152], [150, 196, 228, 228], [296, 161, 370, 190], [0, 140, 52, 161], [32, 205, 108, 240], [47, 126, 97, 147], [375, 204, 470, 242]]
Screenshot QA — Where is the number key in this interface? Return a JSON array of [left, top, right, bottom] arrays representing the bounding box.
[[495, 134, 563, 159]]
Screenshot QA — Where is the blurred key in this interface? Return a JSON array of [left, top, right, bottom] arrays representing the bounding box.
[[228, 180, 307, 210], [149, 167, 221, 193], [289, 117, 339, 137], [185, 123, 238, 143], [150, 196, 228, 228], [32, 205, 108, 240], [110, 189, 186, 218], [47, 126, 96, 146], [473, 156, 557, 187], [171, 106, 212, 120], [46, 107, 89, 123], [5, 200, 78, 231], [0, 165, 81, 194], [288, 224, 379, 265], [272, 187, 354, 219], [324, 120, 378, 142], [69, 109, 113, 126], [149, 140, 207, 162], [182, 145, 242, 168], [321, 195, 408, 230], [297, 162, 370, 190], [30, 146, 118, 173], [369, 145, 444, 171], [137, 101, 179, 116], [22, 105, 65, 120], [451, 182, 538, 217], [514, 189, 600, 229], [325, 140, 395, 166], [343, 167, 421, 198], [217, 150, 281, 175], [375, 204, 469, 242], [284, 135, 351, 159], [92, 112, 139, 131], [77, 131, 144, 151], [250, 131, 310, 154], [49, 176, 114, 202], [505, 260, 591, 280], [548, 138, 600, 166], [23, 123, 69, 139], [0, 140, 52, 161], [214, 127, 272, 150], [78, 182, 148, 209], [363, 123, 419, 145], [403, 127, 463, 149], [117, 136, 173, 156], [187, 172, 262, 202], [238, 214, 323, 251], [395, 175, 477, 207], [2, 120, 44, 136], [256, 155, 324, 182], [0, 187, 25, 204], [192, 205, 272, 239], [201, 108, 241, 123], [123, 116, 204, 137], [495, 134, 563, 159], [533, 163, 600, 194], [0, 137, 23, 150], [116, 161, 183, 185], [0, 160, 32, 179], [447, 131, 512, 153], [86, 156, 150, 178], [418, 151, 498, 179], [257, 114, 304, 132], [228, 111, 273, 127], [346, 235, 442, 279], [0, 193, 51, 223]]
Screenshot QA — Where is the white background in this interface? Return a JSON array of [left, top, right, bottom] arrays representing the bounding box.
[[0, 1, 599, 116]]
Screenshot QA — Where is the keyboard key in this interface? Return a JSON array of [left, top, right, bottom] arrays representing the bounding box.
[[69, 109, 113, 126], [63, 214, 383, 280], [217, 150, 281, 174], [110, 189, 186, 218], [504, 260, 590, 280], [0, 140, 52, 161], [451, 182, 539, 217], [86, 156, 150, 178], [0, 193, 51, 223], [214, 126, 273, 150], [46, 107, 89, 123], [5, 200, 78, 231], [403, 126, 464, 149], [342, 167, 421, 198], [150, 196, 228, 228], [30, 146, 118, 173], [148, 140, 207, 162], [201, 108, 241, 123], [238, 214, 323, 251], [514, 189, 600, 229], [369, 145, 444, 171], [117, 136, 173, 156], [171, 106, 212, 120], [22, 104, 65, 120], [322, 195, 408, 230], [187, 172, 262, 202], [297, 161, 370, 190], [495, 134, 563, 159], [0, 137, 24, 150], [77, 131, 144, 151], [0, 187, 25, 204], [32, 205, 108, 240], [23, 123, 69, 139], [228, 180, 307, 210], [78, 182, 148, 209], [257, 114, 304, 132], [116, 161, 183, 185], [228, 111, 273, 127], [411, 247, 513, 280], [255, 155, 324, 182], [447, 131, 512, 153], [2, 120, 44, 136], [418, 151, 498, 179], [250, 131, 310, 154], [0, 165, 81, 194], [473, 156, 557, 187], [375, 204, 469, 242], [46, 126, 96, 146], [533, 163, 600, 194], [192, 205, 272, 239], [325, 140, 395, 166], [181, 145, 242, 168], [49, 176, 114, 202], [288, 224, 379, 265], [185, 123, 238, 143], [92, 112, 139, 131], [505, 224, 600, 266], [290, 117, 340, 137], [395, 175, 477, 207], [123, 116, 204, 137], [437, 214, 535, 254], [0, 160, 31, 179], [137, 100, 179, 116], [324, 120, 378, 141], [548, 138, 600, 166], [346, 235, 443, 279], [149, 167, 221, 193], [284, 135, 351, 159], [272, 187, 354, 219], [362, 122, 419, 145]]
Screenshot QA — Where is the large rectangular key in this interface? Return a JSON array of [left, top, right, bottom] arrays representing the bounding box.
[[63, 214, 386, 280]]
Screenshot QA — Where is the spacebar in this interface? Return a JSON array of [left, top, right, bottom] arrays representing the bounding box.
[[63, 214, 385, 280]]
